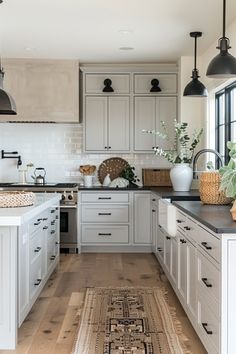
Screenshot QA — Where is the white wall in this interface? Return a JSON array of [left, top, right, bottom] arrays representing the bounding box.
[[0, 123, 171, 184]]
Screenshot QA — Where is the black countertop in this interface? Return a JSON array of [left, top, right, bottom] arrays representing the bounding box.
[[150, 187, 200, 201], [173, 200, 236, 234]]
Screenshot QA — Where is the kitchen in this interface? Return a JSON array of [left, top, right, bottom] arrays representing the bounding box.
[[1, 0, 236, 353]]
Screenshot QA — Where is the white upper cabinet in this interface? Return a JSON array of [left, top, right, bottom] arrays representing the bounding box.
[[1, 59, 79, 122], [134, 96, 177, 152], [134, 74, 177, 94], [85, 96, 130, 152], [85, 74, 130, 94]]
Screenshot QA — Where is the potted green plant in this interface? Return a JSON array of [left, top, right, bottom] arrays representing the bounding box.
[[219, 141, 236, 219], [143, 120, 203, 191]]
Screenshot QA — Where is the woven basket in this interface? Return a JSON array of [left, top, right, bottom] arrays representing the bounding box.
[[0, 191, 36, 208], [199, 171, 232, 205]]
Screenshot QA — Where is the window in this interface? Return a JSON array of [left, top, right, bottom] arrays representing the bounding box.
[[215, 82, 236, 166]]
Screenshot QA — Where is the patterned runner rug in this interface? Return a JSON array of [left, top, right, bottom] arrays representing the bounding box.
[[72, 287, 189, 354]]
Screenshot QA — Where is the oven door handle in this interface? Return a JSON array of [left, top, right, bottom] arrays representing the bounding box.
[[59, 205, 77, 209]]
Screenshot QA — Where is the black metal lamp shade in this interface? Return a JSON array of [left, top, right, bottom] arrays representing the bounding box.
[[206, 38, 236, 77], [183, 32, 208, 97], [0, 88, 17, 114], [0, 69, 17, 115], [206, 0, 236, 78], [183, 71, 208, 97]]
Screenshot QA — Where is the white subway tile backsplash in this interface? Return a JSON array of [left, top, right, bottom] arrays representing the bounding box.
[[0, 123, 171, 183]]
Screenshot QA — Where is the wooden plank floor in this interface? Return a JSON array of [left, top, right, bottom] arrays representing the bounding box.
[[0, 253, 207, 354]]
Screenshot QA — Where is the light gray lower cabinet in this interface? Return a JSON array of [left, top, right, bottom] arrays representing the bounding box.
[[155, 206, 223, 353], [79, 191, 152, 251]]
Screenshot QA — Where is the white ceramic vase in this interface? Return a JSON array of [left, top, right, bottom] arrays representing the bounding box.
[[170, 163, 193, 192]]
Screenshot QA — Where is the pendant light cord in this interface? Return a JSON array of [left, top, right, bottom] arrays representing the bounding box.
[[194, 36, 197, 70], [223, 0, 226, 38]]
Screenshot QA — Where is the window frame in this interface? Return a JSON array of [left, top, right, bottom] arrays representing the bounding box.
[[215, 81, 236, 166]]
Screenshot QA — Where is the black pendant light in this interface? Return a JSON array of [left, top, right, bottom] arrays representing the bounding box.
[[183, 32, 208, 97], [0, 61, 17, 115], [206, 0, 236, 78]]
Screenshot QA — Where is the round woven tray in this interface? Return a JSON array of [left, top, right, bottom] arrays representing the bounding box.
[[98, 157, 129, 184], [199, 171, 232, 205], [0, 191, 36, 208]]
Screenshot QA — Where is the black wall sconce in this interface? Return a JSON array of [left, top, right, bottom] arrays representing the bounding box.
[[150, 79, 162, 92], [103, 79, 114, 92]]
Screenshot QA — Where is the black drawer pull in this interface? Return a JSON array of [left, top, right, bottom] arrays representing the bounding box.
[[55, 241, 60, 245], [180, 239, 187, 244], [51, 221, 55, 225], [98, 233, 112, 236], [51, 230, 56, 234], [37, 218, 43, 221], [56, 215, 59, 219], [34, 278, 42, 286], [98, 197, 111, 200], [152, 198, 156, 202], [201, 278, 212, 288], [43, 226, 48, 230], [98, 212, 112, 216], [202, 323, 213, 335], [34, 246, 41, 253], [166, 236, 171, 240], [152, 209, 156, 212], [176, 219, 182, 223], [157, 247, 162, 252], [184, 226, 191, 230], [50, 255, 56, 260], [34, 221, 40, 226], [201, 242, 212, 250], [50, 210, 56, 214], [43, 218, 48, 221]]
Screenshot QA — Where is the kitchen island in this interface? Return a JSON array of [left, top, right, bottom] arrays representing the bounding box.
[[0, 193, 60, 350]]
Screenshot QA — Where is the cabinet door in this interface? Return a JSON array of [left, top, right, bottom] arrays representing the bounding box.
[[170, 238, 178, 286], [2, 59, 79, 122], [187, 239, 197, 318], [178, 232, 187, 302], [151, 204, 158, 253], [108, 97, 130, 151], [156, 226, 165, 264], [85, 96, 108, 151], [18, 224, 29, 326], [134, 193, 151, 244], [156, 97, 177, 150], [165, 235, 171, 273], [134, 97, 156, 151]]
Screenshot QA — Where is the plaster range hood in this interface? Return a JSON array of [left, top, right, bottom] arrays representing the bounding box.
[[0, 68, 16, 115]]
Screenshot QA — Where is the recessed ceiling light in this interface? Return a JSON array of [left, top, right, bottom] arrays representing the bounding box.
[[119, 47, 134, 51], [118, 30, 133, 35]]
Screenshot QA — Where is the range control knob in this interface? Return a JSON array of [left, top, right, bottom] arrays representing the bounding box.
[[68, 194, 73, 200], [61, 194, 66, 201]]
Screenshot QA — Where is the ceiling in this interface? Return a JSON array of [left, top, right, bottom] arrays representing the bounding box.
[[1, 0, 236, 63]]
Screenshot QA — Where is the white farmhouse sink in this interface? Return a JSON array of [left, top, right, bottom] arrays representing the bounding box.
[[158, 198, 176, 237]]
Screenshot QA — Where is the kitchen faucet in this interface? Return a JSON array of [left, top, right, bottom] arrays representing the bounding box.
[[192, 149, 223, 179], [1, 150, 22, 168]]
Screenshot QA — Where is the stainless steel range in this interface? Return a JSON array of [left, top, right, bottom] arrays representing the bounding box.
[[0, 182, 79, 252]]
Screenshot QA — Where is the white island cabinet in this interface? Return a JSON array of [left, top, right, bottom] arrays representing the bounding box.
[[0, 193, 60, 350]]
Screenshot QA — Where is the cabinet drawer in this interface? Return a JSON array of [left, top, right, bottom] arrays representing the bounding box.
[[85, 74, 130, 94], [195, 224, 220, 263], [81, 205, 129, 223], [81, 192, 129, 203], [197, 251, 220, 316], [134, 74, 177, 94], [197, 294, 220, 353], [29, 256, 42, 300], [29, 229, 43, 264], [81, 225, 129, 243]]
